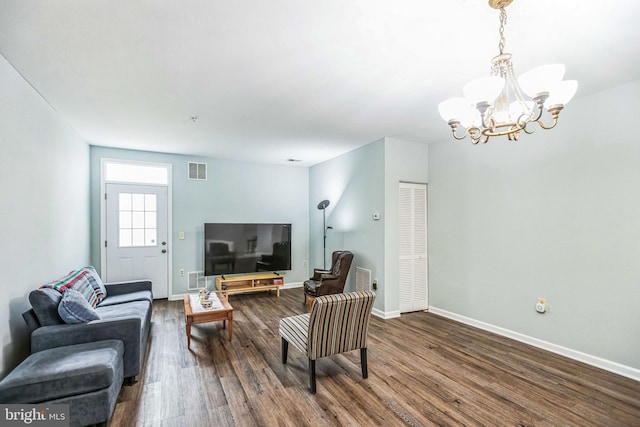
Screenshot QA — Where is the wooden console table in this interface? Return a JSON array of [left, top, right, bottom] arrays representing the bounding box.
[[215, 272, 284, 298]]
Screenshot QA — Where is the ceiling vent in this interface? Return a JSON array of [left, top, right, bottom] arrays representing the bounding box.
[[188, 162, 207, 181]]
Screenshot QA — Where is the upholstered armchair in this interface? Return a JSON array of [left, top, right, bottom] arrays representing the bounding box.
[[303, 250, 354, 309], [279, 291, 376, 393]]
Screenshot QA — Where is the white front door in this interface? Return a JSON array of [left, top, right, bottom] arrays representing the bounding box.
[[105, 183, 168, 298]]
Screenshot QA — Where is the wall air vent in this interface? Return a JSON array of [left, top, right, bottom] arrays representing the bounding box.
[[188, 271, 208, 290], [356, 267, 372, 292], [188, 162, 207, 181]]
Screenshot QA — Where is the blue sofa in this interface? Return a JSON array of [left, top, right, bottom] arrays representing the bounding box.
[[23, 277, 153, 383]]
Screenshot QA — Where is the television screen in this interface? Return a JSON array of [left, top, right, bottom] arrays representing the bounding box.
[[204, 223, 291, 276]]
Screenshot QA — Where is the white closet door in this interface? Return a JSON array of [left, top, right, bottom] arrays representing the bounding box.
[[399, 182, 428, 313]]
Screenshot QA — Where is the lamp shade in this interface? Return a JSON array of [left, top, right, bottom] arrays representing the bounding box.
[[544, 80, 578, 107], [463, 76, 504, 105], [517, 64, 565, 98], [438, 97, 467, 122], [438, 97, 477, 127]]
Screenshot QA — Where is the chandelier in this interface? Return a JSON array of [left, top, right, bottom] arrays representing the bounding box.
[[438, 0, 578, 144]]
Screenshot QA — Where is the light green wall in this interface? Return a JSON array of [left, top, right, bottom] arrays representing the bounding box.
[[384, 138, 429, 315], [428, 79, 640, 369], [0, 56, 90, 378], [310, 137, 428, 315], [309, 140, 386, 309], [90, 147, 309, 296]]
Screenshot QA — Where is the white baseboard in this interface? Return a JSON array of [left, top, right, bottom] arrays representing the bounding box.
[[169, 292, 188, 301], [428, 306, 640, 383], [372, 308, 400, 319], [283, 281, 303, 289]]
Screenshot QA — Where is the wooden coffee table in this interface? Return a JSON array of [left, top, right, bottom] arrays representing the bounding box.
[[184, 292, 233, 349]]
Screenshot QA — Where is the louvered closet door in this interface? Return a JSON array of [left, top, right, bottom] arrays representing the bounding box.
[[399, 182, 428, 313]]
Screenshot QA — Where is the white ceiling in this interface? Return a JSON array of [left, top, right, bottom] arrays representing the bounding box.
[[2, 0, 640, 166]]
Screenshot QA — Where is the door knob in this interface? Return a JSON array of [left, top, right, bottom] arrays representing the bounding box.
[[162, 249, 167, 254]]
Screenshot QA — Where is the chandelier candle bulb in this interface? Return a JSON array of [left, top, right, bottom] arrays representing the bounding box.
[[438, 0, 578, 144]]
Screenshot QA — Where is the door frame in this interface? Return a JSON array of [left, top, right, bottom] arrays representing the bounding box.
[[100, 158, 173, 298]]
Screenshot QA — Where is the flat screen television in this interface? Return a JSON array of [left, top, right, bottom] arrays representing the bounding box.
[[204, 223, 291, 276]]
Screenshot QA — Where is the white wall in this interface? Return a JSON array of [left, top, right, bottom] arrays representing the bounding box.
[[0, 55, 90, 378], [428, 80, 640, 372]]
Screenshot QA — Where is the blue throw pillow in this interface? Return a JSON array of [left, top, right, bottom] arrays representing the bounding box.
[[58, 289, 101, 324]]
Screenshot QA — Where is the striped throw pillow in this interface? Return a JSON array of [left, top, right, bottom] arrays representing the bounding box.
[[41, 269, 100, 308], [79, 266, 106, 304]]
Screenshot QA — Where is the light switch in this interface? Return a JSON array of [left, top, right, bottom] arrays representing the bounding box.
[[179, 232, 185, 240]]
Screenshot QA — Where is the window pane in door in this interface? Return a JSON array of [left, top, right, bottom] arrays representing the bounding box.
[[119, 193, 132, 211], [132, 229, 145, 246], [145, 194, 157, 211], [132, 212, 144, 228], [118, 192, 159, 248], [145, 229, 157, 246], [132, 194, 145, 211], [145, 212, 156, 229], [119, 212, 132, 228], [120, 229, 132, 247]]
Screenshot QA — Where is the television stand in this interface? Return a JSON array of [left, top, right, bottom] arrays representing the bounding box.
[[215, 272, 284, 299]]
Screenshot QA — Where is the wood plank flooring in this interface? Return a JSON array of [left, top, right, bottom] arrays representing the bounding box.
[[111, 289, 640, 426]]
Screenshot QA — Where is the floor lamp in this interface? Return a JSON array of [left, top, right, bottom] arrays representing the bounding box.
[[317, 200, 330, 269]]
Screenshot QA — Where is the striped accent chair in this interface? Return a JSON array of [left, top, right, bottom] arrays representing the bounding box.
[[279, 290, 376, 393]]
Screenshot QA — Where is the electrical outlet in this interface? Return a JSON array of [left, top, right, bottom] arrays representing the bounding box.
[[372, 279, 378, 290], [303, 260, 308, 267], [180, 269, 185, 277], [536, 297, 547, 313]]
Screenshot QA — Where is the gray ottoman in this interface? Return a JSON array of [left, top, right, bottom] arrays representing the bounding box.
[[0, 340, 123, 427]]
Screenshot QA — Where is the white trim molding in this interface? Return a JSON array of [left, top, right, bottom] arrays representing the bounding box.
[[372, 308, 400, 319], [429, 306, 640, 383]]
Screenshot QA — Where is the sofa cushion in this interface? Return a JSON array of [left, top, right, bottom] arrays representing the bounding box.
[[58, 289, 101, 324], [0, 340, 123, 403], [29, 288, 64, 326], [97, 290, 153, 307], [95, 300, 150, 325]]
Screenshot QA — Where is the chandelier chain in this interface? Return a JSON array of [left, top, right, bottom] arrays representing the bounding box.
[[498, 7, 507, 54]]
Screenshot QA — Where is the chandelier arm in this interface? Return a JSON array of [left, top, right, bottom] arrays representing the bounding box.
[[447, 120, 470, 140], [530, 95, 548, 122], [537, 105, 563, 130], [516, 114, 535, 134], [537, 116, 559, 130], [469, 127, 483, 144], [451, 128, 469, 140], [522, 123, 536, 134]]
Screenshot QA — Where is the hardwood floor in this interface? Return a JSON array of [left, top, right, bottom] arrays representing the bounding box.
[[111, 289, 640, 426]]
